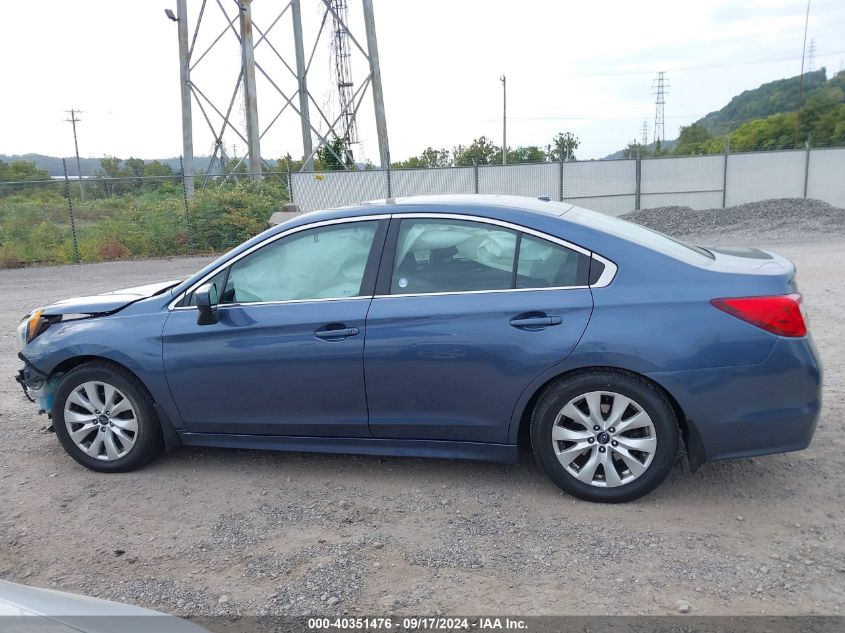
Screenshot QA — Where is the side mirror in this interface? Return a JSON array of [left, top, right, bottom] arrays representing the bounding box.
[[195, 282, 219, 325]]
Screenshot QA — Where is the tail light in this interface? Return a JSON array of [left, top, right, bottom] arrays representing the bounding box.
[[711, 293, 807, 337]]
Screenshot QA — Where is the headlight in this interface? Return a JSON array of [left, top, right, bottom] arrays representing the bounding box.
[[18, 308, 46, 349]]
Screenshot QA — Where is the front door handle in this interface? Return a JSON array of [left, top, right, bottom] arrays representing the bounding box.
[[510, 315, 562, 329], [314, 326, 360, 340]]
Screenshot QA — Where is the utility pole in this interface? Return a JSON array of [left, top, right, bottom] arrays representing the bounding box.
[[64, 109, 85, 202], [239, 0, 263, 179], [363, 0, 390, 168], [795, 0, 811, 148], [500, 75, 507, 164]]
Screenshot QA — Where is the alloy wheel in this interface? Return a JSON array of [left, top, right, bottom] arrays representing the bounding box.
[[63, 381, 138, 461], [551, 390, 657, 488]]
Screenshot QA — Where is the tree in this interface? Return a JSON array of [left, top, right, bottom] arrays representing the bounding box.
[[143, 160, 175, 178], [124, 157, 146, 189], [98, 156, 123, 179], [274, 154, 305, 173], [453, 136, 500, 166], [546, 132, 579, 161], [0, 160, 51, 197], [391, 156, 428, 169], [315, 136, 352, 171], [622, 141, 645, 159], [0, 160, 50, 183], [729, 113, 797, 151], [672, 124, 713, 156], [810, 103, 845, 145], [96, 156, 125, 197], [392, 147, 452, 169], [419, 147, 452, 168], [492, 145, 547, 164]]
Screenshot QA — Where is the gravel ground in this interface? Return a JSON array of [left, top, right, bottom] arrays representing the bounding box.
[[1, 201, 844, 621], [622, 198, 845, 243]]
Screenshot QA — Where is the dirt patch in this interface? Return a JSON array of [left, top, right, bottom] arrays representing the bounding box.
[[0, 234, 843, 618]]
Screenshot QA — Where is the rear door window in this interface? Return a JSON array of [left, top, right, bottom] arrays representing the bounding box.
[[391, 219, 517, 294], [517, 233, 591, 288], [389, 218, 592, 294]]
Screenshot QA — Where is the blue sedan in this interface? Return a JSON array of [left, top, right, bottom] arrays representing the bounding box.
[[15, 195, 821, 502]]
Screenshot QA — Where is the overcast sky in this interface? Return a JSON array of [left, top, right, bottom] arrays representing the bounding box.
[[1, 0, 844, 164]]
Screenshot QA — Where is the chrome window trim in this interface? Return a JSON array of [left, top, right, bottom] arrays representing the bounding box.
[[393, 212, 592, 257], [167, 214, 390, 310], [381, 212, 617, 296], [168, 210, 618, 311], [373, 285, 590, 300], [171, 296, 371, 312]]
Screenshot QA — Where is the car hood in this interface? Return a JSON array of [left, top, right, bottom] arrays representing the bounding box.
[[40, 280, 181, 316], [0, 579, 208, 632]]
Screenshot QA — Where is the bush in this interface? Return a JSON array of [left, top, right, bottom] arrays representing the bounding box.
[[0, 177, 290, 266], [0, 245, 22, 269]]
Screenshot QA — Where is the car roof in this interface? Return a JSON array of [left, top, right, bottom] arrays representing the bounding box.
[[350, 194, 575, 217]]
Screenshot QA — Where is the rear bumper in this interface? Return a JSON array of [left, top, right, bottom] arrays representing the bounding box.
[[647, 335, 822, 468]]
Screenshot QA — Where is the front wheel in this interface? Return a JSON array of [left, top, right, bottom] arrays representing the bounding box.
[[52, 361, 163, 473], [530, 370, 679, 503]]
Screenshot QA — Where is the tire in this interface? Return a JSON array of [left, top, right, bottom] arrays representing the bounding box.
[[52, 361, 163, 473], [530, 370, 679, 503]]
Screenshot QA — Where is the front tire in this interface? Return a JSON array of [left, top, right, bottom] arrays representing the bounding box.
[[530, 370, 679, 503], [52, 361, 163, 473]]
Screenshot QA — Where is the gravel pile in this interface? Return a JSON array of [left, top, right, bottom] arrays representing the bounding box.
[[621, 198, 845, 242]]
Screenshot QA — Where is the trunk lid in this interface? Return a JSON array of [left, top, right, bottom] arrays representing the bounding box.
[[698, 245, 798, 295], [703, 246, 794, 275]]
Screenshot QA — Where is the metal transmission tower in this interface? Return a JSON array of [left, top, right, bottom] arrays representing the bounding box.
[[168, 0, 391, 195], [331, 0, 358, 161], [807, 39, 816, 73], [652, 71, 668, 155], [641, 120, 649, 147]]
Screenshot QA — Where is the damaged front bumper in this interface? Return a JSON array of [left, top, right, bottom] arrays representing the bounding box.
[[15, 354, 54, 416]]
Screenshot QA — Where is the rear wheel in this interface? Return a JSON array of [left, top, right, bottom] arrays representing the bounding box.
[[530, 370, 679, 503], [52, 361, 163, 473]]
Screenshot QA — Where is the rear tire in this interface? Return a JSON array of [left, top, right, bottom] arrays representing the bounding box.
[[530, 370, 679, 503], [52, 361, 163, 473]]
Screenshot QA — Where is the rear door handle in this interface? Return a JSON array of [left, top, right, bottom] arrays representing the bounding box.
[[314, 326, 360, 340], [509, 315, 562, 329]]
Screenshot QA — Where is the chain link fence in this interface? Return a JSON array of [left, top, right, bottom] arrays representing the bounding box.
[[2, 148, 844, 268]]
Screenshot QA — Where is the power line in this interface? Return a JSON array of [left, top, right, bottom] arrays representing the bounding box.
[[558, 48, 845, 78], [64, 109, 85, 202], [796, 0, 811, 147]]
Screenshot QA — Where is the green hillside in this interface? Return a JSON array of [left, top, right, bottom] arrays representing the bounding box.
[[610, 69, 845, 158], [696, 69, 829, 134]]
